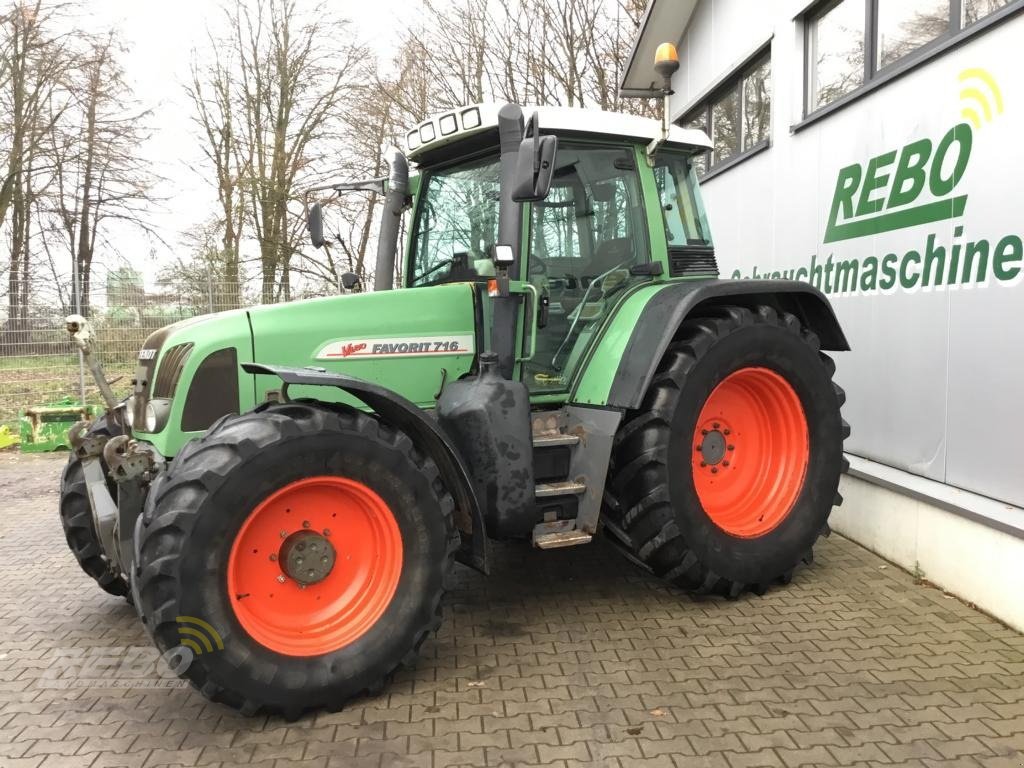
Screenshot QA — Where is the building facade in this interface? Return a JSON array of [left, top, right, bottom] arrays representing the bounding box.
[[623, 0, 1024, 629]]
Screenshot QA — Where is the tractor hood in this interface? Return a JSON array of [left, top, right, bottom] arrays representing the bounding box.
[[130, 282, 480, 458], [246, 283, 479, 406]]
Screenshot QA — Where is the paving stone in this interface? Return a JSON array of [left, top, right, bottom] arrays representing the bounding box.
[[0, 455, 1022, 768]]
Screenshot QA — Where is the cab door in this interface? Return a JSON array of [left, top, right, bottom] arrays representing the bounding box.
[[522, 143, 652, 395]]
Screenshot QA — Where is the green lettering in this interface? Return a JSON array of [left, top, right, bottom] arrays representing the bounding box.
[[900, 250, 921, 289], [730, 269, 742, 279], [879, 253, 898, 290], [993, 235, 1022, 281], [810, 254, 822, 290], [825, 164, 862, 241], [947, 225, 964, 285], [922, 234, 946, 287], [860, 256, 878, 291], [887, 138, 932, 208], [796, 267, 809, 281], [856, 150, 897, 217], [834, 259, 859, 293], [824, 255, 835, 293], [930, 122, 973, 197], [962, 240, 988, 283]]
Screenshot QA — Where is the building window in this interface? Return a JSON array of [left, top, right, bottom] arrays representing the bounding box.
[[805, 0, 1023, 115], [682, 50, 771, 176], [876, 0, 949, 69]]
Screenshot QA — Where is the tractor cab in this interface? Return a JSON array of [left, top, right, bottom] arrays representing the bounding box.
[[309, 103, 716, 397]]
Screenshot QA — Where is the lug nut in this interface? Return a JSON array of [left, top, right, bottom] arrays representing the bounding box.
[[302, 520, 311, 529], [711, 467, 718, 474], [701, 429, 709, 436], [321, 556, 329, 564], [323, 528, 331, 536], [723, 461, 730, 467], [728, 445, 735, 451], [724, 429, 731, 435], [276, 575, 286, 583], [700, 461, 707, 467], [269, 554, 277, 562], [280, 530, 288, 538], [713, 422, 720, 429], [296, 557, 304, 565], [695, 445, 702, 452]]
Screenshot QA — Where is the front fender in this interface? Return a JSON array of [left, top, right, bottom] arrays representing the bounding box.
[[242, 362, 488, 573], [573, 279, 850, 410]]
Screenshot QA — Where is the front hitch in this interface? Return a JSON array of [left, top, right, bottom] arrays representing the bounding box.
[[65, 314, 119, 411], [103, 435, 163, 482]]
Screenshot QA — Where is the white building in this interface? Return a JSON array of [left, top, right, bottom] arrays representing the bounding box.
[[622, 0, 1024, 630]]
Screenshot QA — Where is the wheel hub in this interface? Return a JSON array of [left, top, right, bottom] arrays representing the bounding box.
[[279, 530, 336, 585], [227, 476, 404, 656], [699, 428, 727, 465], [690, 367, 809, 538]]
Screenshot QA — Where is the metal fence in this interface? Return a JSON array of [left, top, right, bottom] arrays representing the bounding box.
[[0, 267, 278, 429]]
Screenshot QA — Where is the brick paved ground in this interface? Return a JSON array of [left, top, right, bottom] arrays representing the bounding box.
[[1, 452, 1023, 768]]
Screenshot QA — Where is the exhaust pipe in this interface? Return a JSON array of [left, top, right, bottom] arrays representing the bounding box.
[[373, 149, 410, 292]]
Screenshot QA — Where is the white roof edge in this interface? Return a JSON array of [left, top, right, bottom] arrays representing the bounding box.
[[405, 102, 711, 162], [619, 0, 699, 94]]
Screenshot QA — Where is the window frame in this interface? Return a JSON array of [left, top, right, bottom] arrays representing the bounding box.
[[680, 46, 772, 181], [405, 149, 501, 288], [801, 0, 1024, 125]]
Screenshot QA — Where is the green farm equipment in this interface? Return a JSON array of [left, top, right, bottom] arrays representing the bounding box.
[[58, 49, 848, 718], [20, 398, 98, 452]]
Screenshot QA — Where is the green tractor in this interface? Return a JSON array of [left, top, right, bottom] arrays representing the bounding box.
[[59, 89, 849, 717]]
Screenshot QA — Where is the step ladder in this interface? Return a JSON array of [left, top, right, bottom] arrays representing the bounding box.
[[529, 413, 602, 549]]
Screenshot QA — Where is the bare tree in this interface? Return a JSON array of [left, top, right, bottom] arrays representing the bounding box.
[[186, 42, 246, 308], [0, 1, 72, 342], [223, 0, 365, 303], [44, 31, 157, 316]]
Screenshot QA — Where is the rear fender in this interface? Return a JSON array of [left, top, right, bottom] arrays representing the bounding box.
[[242, 362, 489, 573], [577, 279, 850, 410]]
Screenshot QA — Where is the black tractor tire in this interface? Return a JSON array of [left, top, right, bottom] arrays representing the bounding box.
[[608, 304, 848, 598], [133, 401, 457, 719], [59, 412, 130, 598]]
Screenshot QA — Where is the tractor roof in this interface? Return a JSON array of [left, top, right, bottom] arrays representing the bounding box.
[[405, 103, 712, 165]]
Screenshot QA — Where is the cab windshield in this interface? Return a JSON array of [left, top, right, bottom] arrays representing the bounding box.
[[408, 155, 500, 287]]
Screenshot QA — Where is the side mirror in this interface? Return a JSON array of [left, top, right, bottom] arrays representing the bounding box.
[[512, 113, 558, 202], [308, 202, 325, 249], [340, 271, 361, 291]]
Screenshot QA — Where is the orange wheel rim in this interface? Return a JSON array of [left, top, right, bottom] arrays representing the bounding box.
[[227, 476, 403, 656], [691, 367, 809, 538]]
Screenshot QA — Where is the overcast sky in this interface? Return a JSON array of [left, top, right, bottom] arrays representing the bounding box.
[[79, 1, 418, 280]]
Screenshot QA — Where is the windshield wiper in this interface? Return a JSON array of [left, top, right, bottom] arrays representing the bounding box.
[[414, 256, 456, 285]]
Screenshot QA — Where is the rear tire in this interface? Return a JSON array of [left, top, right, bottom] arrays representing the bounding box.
[[58, 412, 130, 598], [608, 304, 848, 597], [133, 401, 457, 718]]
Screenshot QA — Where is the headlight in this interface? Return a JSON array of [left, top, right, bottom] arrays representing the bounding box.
[[144, 399, 171, 433], [124, 396, 136, 428]]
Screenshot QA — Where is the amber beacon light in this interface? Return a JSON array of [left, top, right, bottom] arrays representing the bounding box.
[[647, 42, 681, 165], [654, 42, 680, 81]]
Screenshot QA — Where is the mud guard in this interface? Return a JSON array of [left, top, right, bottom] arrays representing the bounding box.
[[606, 280, 850, 410], [242, 363, 489, 573]]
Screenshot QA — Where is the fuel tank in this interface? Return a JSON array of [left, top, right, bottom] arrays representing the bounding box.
[[437, 352, 535, 539]]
